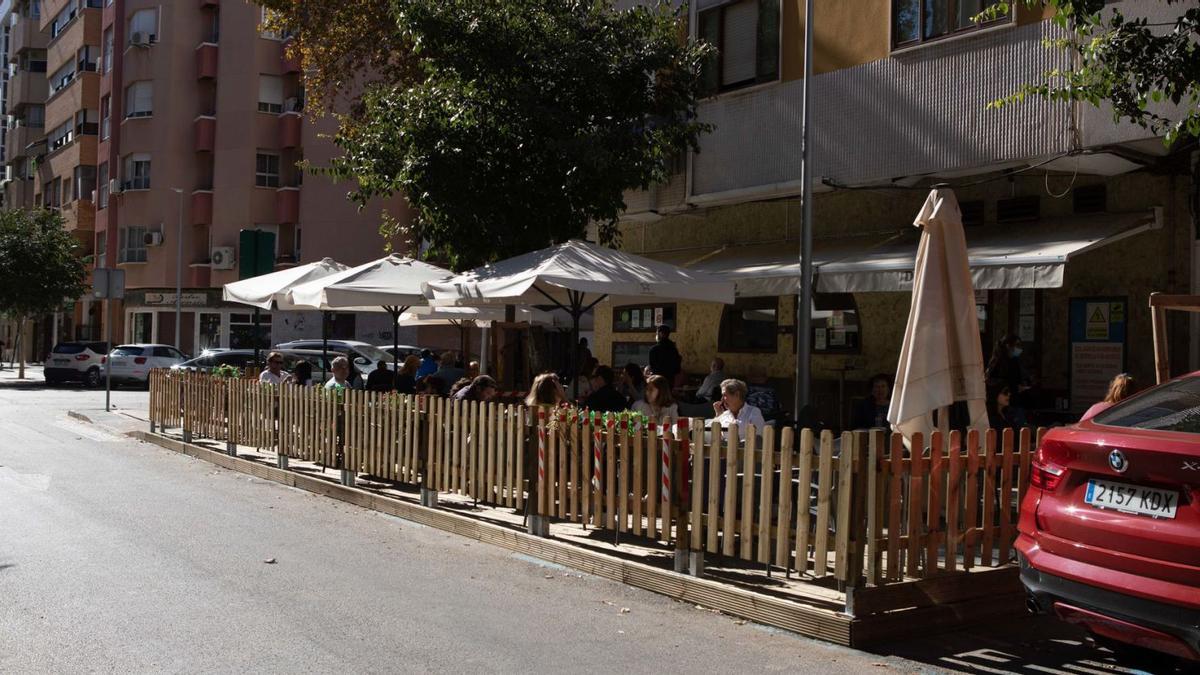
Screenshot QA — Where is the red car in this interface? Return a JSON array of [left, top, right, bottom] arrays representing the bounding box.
[[1018, 374, 1200, 661]]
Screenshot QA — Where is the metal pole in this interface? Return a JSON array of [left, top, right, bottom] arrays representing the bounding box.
[[173, 188, 183, 350], [321, 310, 329, 382], [105, 297, 113, 412], [794, 0, 815, 422], [480, 325, 491, 376]]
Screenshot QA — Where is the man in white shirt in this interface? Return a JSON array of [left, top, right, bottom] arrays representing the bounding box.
[[696, 357, 726, 402], [325, 356, 352, 390], [258, 352, 287, 385], [708, 378, 766, 435]]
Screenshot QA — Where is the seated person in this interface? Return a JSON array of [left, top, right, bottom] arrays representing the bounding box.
[[851, 373, 892, 429], [708, 378, 766, 435], [366, 360, 395, 391], [632, 375, 679, 421], [696, 357, 726, 402], [585, 365, 629, 414], [989, 386, 1027, 430]]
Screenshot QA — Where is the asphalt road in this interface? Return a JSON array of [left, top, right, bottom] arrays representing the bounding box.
[[0, 378, 1183, 674]]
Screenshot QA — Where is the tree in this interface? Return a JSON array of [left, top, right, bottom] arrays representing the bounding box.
[[258, 0, 711, 270], [0, 209, 88, 378], [987, 1, 1199, 144]]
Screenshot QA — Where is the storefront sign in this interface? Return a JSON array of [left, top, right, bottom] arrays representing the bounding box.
[[143, 292, 210, 307], [1069, 297, 1127, 412]]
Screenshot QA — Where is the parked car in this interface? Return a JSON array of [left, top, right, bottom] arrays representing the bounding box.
[[1018, 373, 1200, 662], [378, 344, 427, 361], [172, 348, 347, 380], [105, 344, 189, 387], [44, 341, 110, 387], [275, 339, 396, 372]]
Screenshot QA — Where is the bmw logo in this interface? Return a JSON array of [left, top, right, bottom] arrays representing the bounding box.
[[1108, 449, 1129, 474]]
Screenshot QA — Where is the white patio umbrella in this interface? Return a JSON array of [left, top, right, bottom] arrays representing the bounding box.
[[289, 255, 453, 373], [221, 257, 350, 363], [423, 239, 736, 395], [887, 189, 989, 444], [396, 306, 563, 328]]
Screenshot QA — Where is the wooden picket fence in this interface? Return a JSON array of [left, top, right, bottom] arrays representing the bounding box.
[[149, 369, 1037, 587]]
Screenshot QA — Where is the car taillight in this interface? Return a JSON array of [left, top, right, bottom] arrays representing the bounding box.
[[134, 357, 147, 364], [75, 354, 90, 361], [1031, 440, 1075, 492]]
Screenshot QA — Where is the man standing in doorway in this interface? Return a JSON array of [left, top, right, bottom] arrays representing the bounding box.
[[648, 325, 682, 387]]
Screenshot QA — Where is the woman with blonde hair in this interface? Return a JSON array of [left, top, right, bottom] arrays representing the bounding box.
[[1103, 373, 1134, 404], [633, 374, 678, 421], [525, 372, 566, 408]]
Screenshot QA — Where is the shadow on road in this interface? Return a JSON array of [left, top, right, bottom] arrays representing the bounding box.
[[870, 614, 1190, 674]]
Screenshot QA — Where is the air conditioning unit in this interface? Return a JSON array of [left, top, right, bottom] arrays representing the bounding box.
[[143, 231, 163, 247], [211, 246, 235, 270], [130, 31, 149, 47], [109, 178, 121, 195]]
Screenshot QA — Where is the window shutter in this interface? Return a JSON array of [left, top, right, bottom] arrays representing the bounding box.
[[755, 0, 779, 82], [720, 0, 757, 87], [698, 10, 721, 95], [259, 75, 283, 107]]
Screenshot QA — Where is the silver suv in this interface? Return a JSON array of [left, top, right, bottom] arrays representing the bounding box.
[[45, 341, 110, 387]]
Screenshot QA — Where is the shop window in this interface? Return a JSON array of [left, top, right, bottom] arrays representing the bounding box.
[[131, 312, 152, 343], [229, 313, 271, 350], [698, 0, 779, 95], [612, 341, 654, 368], [812, 294, 861, 354], [718, 297, 778, 353], [892, 0, 1010, 48], [612, 303, 676, 333], [198, 313, 221, 351]]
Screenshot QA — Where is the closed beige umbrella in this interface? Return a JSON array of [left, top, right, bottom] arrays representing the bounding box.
[[887, 189, 988, 442]]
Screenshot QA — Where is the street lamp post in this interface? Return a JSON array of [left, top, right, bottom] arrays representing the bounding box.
[[171, 188, 183, 350]]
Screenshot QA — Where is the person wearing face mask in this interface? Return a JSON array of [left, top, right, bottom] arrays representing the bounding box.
[[986, 335, 1031, 408]]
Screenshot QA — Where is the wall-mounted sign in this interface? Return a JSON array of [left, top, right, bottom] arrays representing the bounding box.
[[1069, 297, 1127, 412]]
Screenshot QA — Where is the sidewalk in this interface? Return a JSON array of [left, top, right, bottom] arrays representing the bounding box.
[[0, 363, 43, 385], [66, 406, 148, 437]]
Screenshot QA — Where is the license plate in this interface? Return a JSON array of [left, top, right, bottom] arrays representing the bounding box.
[[54, 358, 69, 364], [1085, 479, 1178, 519]]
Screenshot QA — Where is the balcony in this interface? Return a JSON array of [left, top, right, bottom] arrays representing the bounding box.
[[278, 111, 301, 149], [275, 186, 300, 224], [8, 70, 49, 109], [190, 189, 213, 225], [193, 115, 216, 152], [281, 39, 301, 74], [5, 124, 44, 163], [9, 16, 48, 59], [60, 199, 96, 233], [195, 42, 218, 79]]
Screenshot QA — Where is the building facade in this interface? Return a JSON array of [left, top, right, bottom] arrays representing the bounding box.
[[602, 0, 1198, 426], [1, 0, 433, 362]]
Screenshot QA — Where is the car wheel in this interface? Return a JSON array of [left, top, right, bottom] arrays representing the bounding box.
[[84, 367, 101, 388]]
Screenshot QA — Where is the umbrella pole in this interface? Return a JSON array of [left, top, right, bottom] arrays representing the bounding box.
[[570, 292, 582, 401], [794, 0, 816, 423], [321, 310, 330, 383]]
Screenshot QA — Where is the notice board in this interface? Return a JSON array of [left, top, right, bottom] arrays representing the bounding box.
[[1069, 297, 1127, 412]]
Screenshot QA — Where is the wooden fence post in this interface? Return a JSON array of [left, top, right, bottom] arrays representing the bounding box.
[[527, 408, 550, 537], [420, 395, 438, 507]]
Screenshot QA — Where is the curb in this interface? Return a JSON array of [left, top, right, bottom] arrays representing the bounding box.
[[132, 429, 854, 646]]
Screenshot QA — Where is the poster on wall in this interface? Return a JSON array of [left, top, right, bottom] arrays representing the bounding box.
[[1069, 297, 1127, 413]]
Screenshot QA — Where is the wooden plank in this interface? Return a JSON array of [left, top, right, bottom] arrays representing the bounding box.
[[740, 422, 757, 559], [963, 430, 980, 570], [813, 431, 834, 577], [774, 427, 795, 569], [835, 432, 854, 581], [516, 406, 526, 510], [926, 431, 945, 576], [1018, 427, 1033, 501], [721, 424, 739, 557], [945, 431, 962, 573], [690, 420, 704, 551], [905, 432, 925, 579], [619, 422, 631, 532], [980, 430, 998, 567], [795, 429, 815, 576], [705, 422, 721, 554], [998, 428, 1015, 565], [633, 423, 645, 536], [606, 422, 617, 531], [757, 426, 775, 564], [646, 422, 659, 540], [866, 430, 882, 585]]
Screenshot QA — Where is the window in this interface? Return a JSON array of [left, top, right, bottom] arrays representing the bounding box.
[[612, 304, 676, 332], [698, 0, 779, 95], [124, 81, 152, 118], [123, 153, 150, 190], [96, 231, 107, 267], [230, 312, 271, 350], [118, 226, 147, 263], [73, 165, 95, 202], [811, 294, 861, 354], [612, 342, 654, 369], [718, 297, 778, 353], [255, 152, 280, 188], [258, 75, 283, 114], [76, 45, 97, 72], [48, 119, 73, 151], [259, 7, 291, 40], [20, 49, 47, 73], [100, 95, 111, 139], [49, 60, 75, 94], [43, 177, 61, 209], [50, 2, 78, 39], [128, 8, 157, 44], [892, 0, 1010, 48], [75, 108, 98, 136], [97, 162, 109, 208], [253, 224, 280, 257], [1093, 375, 1200, 434], [29, 0, 40, 20], [102, 27, 113, 73], [26, 105, 44, 127]]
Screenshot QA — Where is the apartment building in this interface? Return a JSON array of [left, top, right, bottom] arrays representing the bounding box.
[[604, 0, 1197, 424], [2, 0, 47, 212]]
